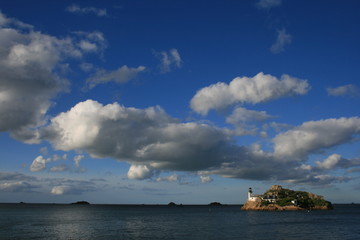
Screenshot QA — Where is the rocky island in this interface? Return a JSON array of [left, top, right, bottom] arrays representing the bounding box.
[[71, 201, 90, 205], [241, 185, 332, 211]]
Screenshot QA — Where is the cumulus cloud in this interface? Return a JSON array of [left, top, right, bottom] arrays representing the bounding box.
[[273, 117, 360, 161], [38, 100, 246, 175], [29, 154, 70, 172], [85, 65, 146, 89], [127, 165, 155, 180], [154, 48, 182, 73], [33, 99, 360, 185], [66, 4, 107, 17], [0, 12, 104, 142], [11, 97, 358, 186], [226, 107, 273, 135], [270, 29, 292, 54], [316, 154, 360, 170], [256, 0, 282, 9], [200, 175, 213, 183], [190, 72, 309, 115], [327, 84, 359, 97], [30, 156, 49, 172], [51, 185, 68, 195]]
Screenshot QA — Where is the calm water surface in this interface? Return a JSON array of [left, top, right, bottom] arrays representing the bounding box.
[[0, 204, 359, 239]]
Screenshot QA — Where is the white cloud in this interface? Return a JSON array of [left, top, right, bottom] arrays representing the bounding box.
[[30, 154, 69, 172], [19, 99, 358, 186], [50, 164, 69, 172], [327, 84, 359, 97], [274, 117, 360, 161], [74, 155, 85, 168], [40, 100, 238, 174], [154, 48, 182, 73], [127, 165, 154, 180], [256, 0, 282, 9], [226, 107, 272, 124], [30, 156, 49, 172], [51, 185, 69, 195], [316, 154, 360, 170], [190, 72, 309, 115], [316, 154, 342, 170], [200, 175, 213, 183], [0, 11, 33, 29], [74, 31, 107, 54], [50, 180, 96, 195], [85, 65, 146, 89], [0, 181, 37, 192], [66, 4, 107, 17], [79, 40, 98, 52], [0, 12, 104, 142], [270, 29, 292, 54], [226, 107, 273, 136], [156, 174, 179, 182]]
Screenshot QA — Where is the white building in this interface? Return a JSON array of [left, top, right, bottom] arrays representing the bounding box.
[[247, 187, 259, 201]]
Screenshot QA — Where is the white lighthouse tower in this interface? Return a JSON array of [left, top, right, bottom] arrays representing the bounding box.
[[248, 187, 257, 201]]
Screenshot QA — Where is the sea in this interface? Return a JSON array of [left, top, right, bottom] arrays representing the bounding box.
[[0, 203, 359, 240]]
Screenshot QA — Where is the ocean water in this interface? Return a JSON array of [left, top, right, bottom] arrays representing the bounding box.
[[0, 204, 359, 240]]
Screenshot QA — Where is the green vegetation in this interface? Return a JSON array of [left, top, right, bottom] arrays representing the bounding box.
[[262, 186, 332, 209]]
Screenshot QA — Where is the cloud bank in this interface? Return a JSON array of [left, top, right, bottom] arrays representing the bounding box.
[[1, 11, 359, 189], [26, 99, 358, 185]]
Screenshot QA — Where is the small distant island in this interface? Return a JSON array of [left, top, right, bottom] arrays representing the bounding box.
[[209, 202, 222, 206], [71, 201, 90, 205], [242, 185, 332, 211]]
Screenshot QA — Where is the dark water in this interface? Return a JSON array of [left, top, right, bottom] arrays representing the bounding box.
[[0, 204, 359, 240]]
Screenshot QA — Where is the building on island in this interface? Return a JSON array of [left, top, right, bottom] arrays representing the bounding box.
[[247, 185, 296, 205]]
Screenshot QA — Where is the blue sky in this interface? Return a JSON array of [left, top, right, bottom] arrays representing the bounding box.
[[1, 0, 360, 204]]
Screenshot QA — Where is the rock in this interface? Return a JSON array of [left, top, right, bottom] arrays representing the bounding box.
[[209, 202, 222, 206], [168, 202, 177, 206]]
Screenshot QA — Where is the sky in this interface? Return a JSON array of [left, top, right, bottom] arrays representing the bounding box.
[[0, 0, 360, 204]]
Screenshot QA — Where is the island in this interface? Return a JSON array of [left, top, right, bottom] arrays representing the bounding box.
[[71, 201, 90, 205], [168, 202, 177, 206], [209, 202, 222, 206], [241, 185, 332, 211]]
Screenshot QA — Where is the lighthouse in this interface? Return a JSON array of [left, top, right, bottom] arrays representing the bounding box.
[[247, 187, 257, 201], [248, 188, 252, 199]]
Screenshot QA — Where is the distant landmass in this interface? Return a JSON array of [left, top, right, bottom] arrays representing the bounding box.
[[209, 202, 222, 206], [71, 201, 90, 205], [242, 185, 333, 211]]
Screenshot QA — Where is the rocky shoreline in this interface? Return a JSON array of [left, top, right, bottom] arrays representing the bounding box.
[[241, 198, 331, 211]]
